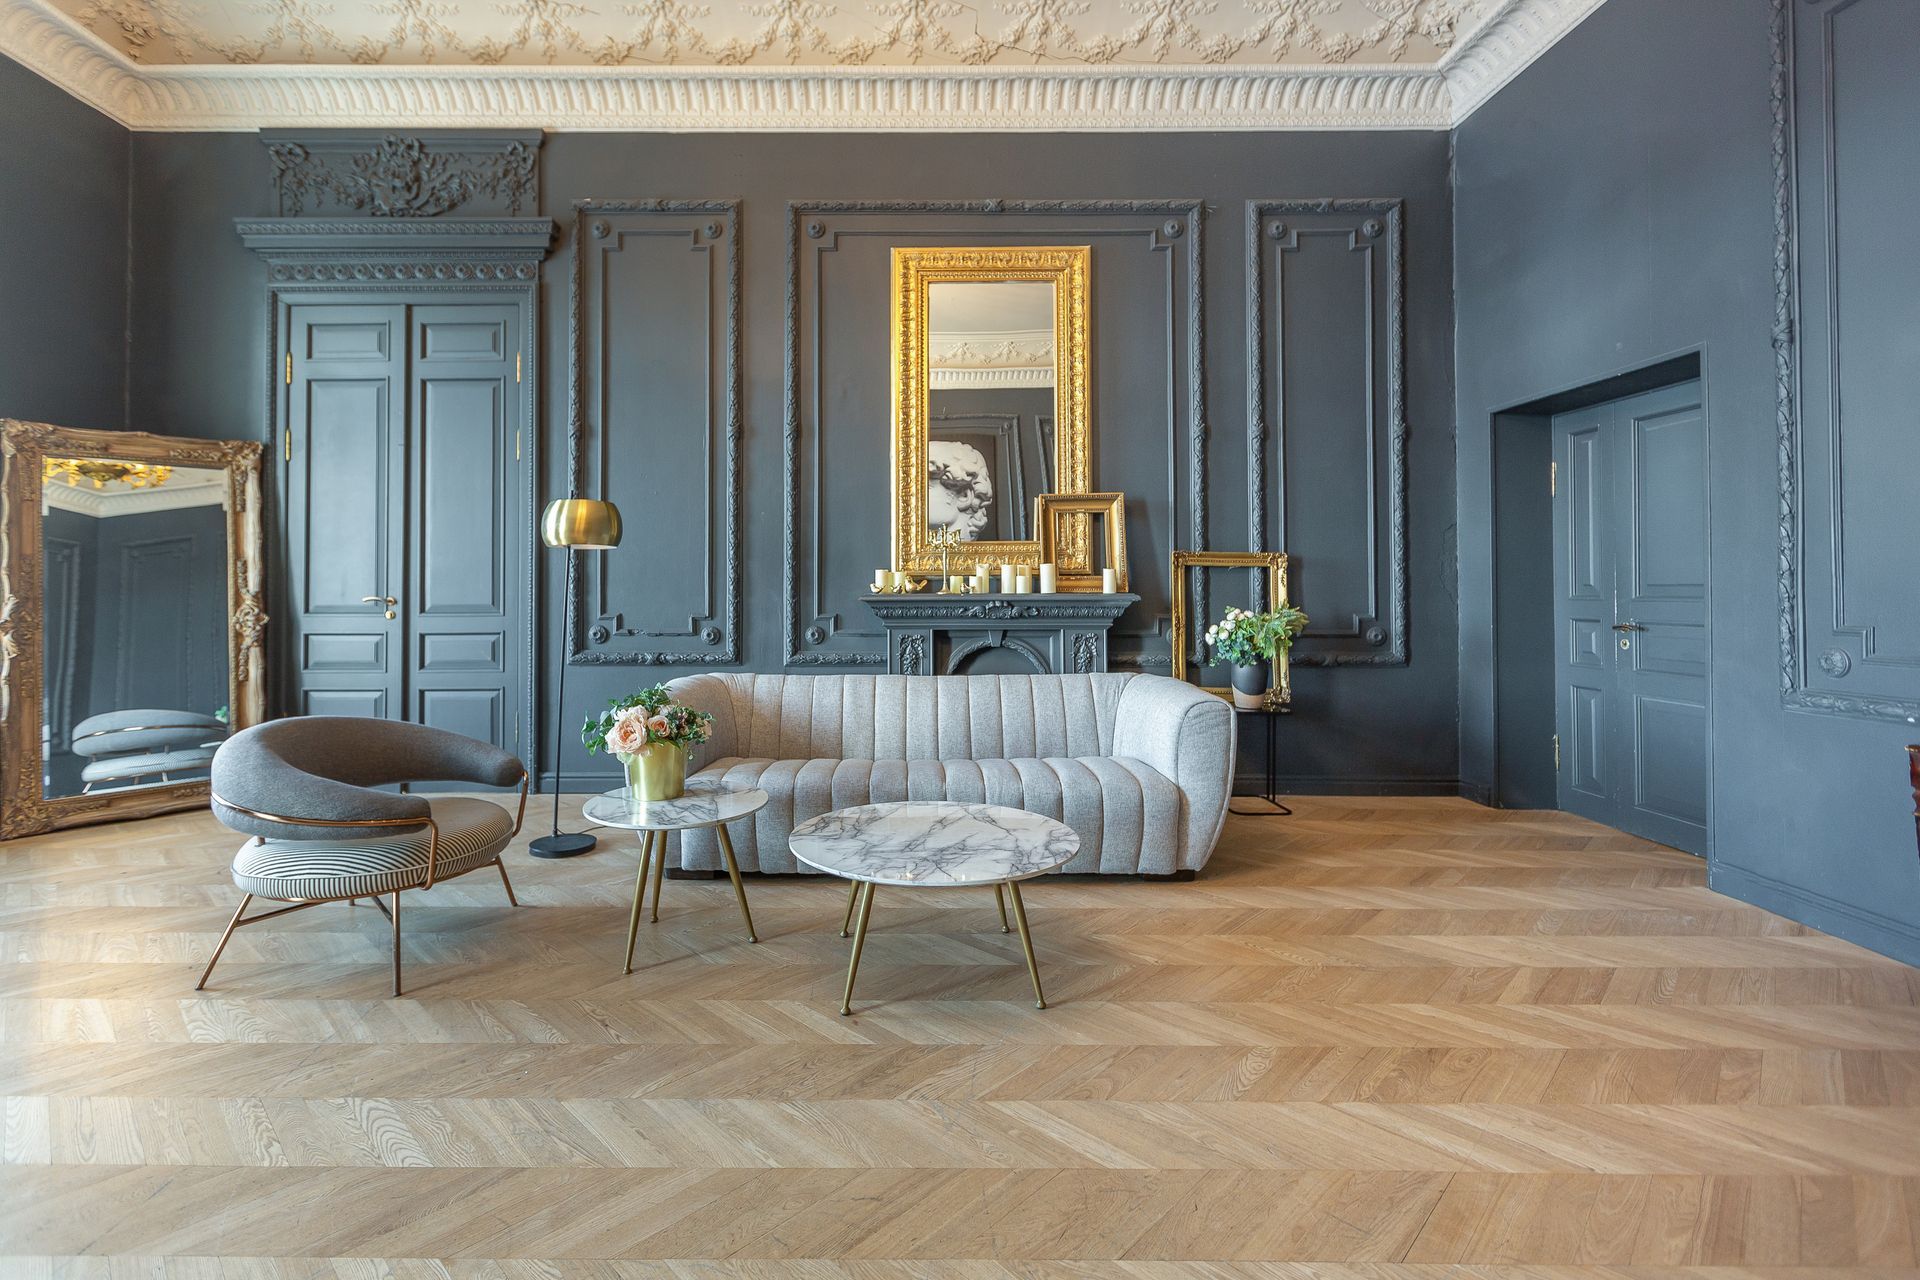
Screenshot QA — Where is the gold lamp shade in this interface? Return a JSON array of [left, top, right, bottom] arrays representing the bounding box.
[[541, 498, 623, 550]]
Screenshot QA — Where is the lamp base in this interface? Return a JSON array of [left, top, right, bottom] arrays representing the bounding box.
[[529, 832, 598, 859]]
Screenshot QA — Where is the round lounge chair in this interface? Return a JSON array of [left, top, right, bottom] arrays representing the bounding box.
[[202, 717, 528, 996]]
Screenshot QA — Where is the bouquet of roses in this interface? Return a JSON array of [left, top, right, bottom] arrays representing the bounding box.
[[1204, 603, 1310, 666], [581, 683, 714, 756]]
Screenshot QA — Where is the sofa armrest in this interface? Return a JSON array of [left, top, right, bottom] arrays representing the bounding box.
[[1111, 675, 1237, 870], [666, 674, 740, 772]]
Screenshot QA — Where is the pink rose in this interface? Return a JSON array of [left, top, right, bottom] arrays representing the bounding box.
[[647, 714, 672, 738], [604, 711, 648, 755]]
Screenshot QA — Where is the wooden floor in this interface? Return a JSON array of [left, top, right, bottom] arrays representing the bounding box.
[[5, 796, 1920, 1278]]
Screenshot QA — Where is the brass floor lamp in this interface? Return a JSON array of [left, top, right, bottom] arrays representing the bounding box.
[[531, 497, 623, 859]]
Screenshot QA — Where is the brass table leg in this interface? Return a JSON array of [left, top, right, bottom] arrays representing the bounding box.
[[840, 882, 875, 1016], [623, 830, 656, 974], [1005, 880, 1044, 1009], [649, 829, 668, 922], [715, 824, 757, 943], [993, 883, 1010, 933], [839, 879, 860, 937]]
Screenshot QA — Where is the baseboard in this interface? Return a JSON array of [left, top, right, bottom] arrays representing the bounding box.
[[1458, 780, 1494, 806], [1709, 861, 1920, 967], [1233, 773, 1467, 798]]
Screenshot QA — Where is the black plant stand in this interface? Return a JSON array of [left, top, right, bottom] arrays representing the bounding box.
[[1229, 703, 1293, 817]]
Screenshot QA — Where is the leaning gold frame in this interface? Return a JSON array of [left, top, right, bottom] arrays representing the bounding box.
[[891, 245, 1093, 576], [1170, 550, 1293, 708], [0, 421, 267, 839], [1034, 492, 1128, 592]]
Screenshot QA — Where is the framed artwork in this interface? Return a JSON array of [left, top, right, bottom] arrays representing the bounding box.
[[1169, 549, 1292, 706]]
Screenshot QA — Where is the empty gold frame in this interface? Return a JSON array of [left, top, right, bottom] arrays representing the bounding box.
[[1169, 550, 1294, 707], [1034, 492, 1128, 592], [891, 245, 1092, 576]]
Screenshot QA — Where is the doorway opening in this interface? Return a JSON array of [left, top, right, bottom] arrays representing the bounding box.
[[1488, 353, 1710, 856]]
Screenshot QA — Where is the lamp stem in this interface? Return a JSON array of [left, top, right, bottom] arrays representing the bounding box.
[[530, 543, 597, 858]]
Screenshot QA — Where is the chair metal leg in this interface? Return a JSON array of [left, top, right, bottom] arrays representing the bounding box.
[[195, 893, 254, 991], [649, 830, 668, 923], [994, 883, 1010, 933], [390, 890, 403, 997], [624, 831, 655, 975], [1006, 881, 1044, 1010], [840, 882, 875, 1016], [494, 856, 520, 907], [715, 824, 757, 943], [839, 879, 860, 938]]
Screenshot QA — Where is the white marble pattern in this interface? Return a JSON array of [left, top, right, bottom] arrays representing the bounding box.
[[789, 801, 1078, 886], [583, 776, 768, 832]]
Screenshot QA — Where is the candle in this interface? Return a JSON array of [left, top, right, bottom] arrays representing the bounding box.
[[1000, 563, 1019, 593], [1038, 563, 1057, 594], [1016, 571, 1032, 594], [947, 575, 963, 593], [1101, 568, 1118, 593], [872, 569, 889, 593], [974, 569, 990, 593]]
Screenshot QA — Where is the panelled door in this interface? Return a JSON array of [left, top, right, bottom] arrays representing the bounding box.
[[285, 300, 526, 753], [1551, 381, 1710, 853]]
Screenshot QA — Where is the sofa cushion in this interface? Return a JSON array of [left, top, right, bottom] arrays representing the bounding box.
[[678, 756, 1182, 876]]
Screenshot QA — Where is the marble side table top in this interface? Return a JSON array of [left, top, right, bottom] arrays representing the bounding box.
[[583, 776, 768, 832], [789, 801, 1078, 887]]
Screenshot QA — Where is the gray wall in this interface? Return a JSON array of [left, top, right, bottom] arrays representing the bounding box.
[[1454, 0, 1920, 961], [123, 129, 1462, 797], [0, 56, 128, 429]]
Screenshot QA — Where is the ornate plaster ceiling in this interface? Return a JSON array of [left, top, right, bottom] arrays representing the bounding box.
[[0, 0, 1606, 128]]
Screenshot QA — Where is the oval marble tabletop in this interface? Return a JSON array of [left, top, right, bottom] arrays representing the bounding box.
[[582, 776, 768, 832], [789, 801, 1078, 887]]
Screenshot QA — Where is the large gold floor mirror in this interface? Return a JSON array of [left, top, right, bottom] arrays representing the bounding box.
[[1, 421, 266, 838]]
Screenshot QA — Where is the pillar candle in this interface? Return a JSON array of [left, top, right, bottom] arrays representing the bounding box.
[[1038, 563, 1057, 593], [1000, 563, 1019, 593], [872, 569, 889, 593], [1101, 568, 1118, 593], [1016, 571, 1032, 594]]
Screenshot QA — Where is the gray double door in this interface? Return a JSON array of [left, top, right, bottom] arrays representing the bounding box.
[[284, 301, 528, 755], [1552, 381, 1710, 854]]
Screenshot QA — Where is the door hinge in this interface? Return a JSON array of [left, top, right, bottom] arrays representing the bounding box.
[[283, 427, 292, 462], [514, 428, 522, 462], [1553, 734, 1561, 771], [515, 351, 523, 384], [284, 351, 292, 385], [1549, 460, 1557, 497]]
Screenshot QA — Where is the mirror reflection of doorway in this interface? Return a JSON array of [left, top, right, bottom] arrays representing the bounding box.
[[925, 279, 1056, 545]]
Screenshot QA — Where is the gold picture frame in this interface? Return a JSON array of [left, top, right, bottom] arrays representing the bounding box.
[[1034, 491, 1127, 592], [891, 244, 1092, 576], [0, 420, 267, 839], [1169, 550, 1293, 708]]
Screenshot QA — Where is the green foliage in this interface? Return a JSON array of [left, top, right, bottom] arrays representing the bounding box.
[[1204, 603, 1310, 667]]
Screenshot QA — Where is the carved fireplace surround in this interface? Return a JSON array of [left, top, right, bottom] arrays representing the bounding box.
[[864, 593, 1139, 676]]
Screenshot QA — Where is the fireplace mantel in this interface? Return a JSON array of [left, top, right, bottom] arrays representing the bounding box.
[[863, 593, 1139, 676]]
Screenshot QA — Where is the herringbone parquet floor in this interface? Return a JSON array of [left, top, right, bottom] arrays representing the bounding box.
[[4, 796, 1920, 1278]]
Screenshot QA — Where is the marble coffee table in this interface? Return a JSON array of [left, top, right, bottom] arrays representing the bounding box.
[[788, 801, 1079, 1015], [583, 777, 767, 974]]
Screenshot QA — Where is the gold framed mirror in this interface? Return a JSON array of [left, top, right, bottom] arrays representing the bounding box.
[[891, 245, 1092, 576], [1, 421, 267, 839]]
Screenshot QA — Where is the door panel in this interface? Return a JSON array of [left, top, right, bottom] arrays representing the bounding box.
[[1552, 381, 1709, 854], [287, 305, 406, 720], [410, 304, 520, 752]]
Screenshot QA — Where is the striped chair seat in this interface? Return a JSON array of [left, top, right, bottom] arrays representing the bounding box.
[[231, 798, 515, 900]]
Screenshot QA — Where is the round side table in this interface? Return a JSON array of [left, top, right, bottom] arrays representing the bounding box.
[[582, 778, 767, 974], [790, 800, 1078, 1015]]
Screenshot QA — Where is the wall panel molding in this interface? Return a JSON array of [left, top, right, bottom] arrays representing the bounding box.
[[1246, 197, 1408, 666], [782, 198, 1204, 669], [1772, 0, 1920, 723], [565, 198, 741, 667]]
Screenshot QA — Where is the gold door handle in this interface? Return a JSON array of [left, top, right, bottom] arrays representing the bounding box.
[[1611, 622, 1646, 632], [362, 595, 398, 619]]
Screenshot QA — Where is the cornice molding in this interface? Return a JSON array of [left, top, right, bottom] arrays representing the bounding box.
[[0, 0, 1606, 132]]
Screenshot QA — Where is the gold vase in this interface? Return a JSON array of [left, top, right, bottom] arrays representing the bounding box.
[[622, 742, 686, 802]]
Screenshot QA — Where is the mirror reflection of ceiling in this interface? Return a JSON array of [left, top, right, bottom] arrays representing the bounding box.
[[42, 461, 228, 519], [929, 280, 1055, 391], [46, 0, 1498, 67]]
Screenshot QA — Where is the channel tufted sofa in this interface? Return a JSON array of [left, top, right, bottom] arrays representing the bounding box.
[[664, 673, 1235, 877]]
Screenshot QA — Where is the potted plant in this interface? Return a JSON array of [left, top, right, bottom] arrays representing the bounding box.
[[582, 684, 714, 802], [1204, 603, 1310, 710]]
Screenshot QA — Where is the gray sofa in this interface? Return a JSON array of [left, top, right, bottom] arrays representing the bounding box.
[[666, 673, 1235, 876]]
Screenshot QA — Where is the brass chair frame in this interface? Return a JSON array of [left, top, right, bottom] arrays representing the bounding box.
[[198, 772, 528, 997]]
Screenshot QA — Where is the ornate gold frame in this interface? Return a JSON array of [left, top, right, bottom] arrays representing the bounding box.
[[1034, 492, 1128, 592], [0, 421, 267, 839], [1170, 550, 1293, 708], [891, 245, 1092, 576]]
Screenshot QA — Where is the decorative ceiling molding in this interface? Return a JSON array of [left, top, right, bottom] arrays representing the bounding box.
[[41, 472, 227, 517], [0, 0, 1606, 130]]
